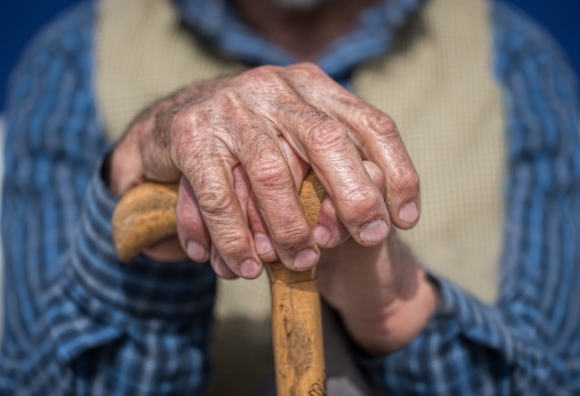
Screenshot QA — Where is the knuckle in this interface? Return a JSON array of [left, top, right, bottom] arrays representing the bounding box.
[[269, 222, 311, 251], [250, 64, 280, 76], [171, 108, 195, 131], [250, 157, 292, 189], [286, 63, 328, 86], [289, 62, 322, 75], [388, 166, 420, 196], [217, 232, 251, 261], [195, 187, 236, 217], [305, 118, 348, 149], [170, 107, 206, 143], [341, 185, 383, 221], [369, 112, 398, 137], [238, 127, 273, 155], [241, 65, 284, 88], [169, 110, 209, 166], [212, 86, 243, 111]]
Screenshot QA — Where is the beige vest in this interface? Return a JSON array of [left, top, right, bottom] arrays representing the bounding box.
[[95, 0, 506, 394]]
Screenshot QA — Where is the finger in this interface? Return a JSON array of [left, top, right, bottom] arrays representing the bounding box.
[[179, 140, 263, 279], [232, 129, 320, 270], [252, 136, 312, 261], [312, 197, 346, 248], [211, 245, 239, 280], [176, 176, 211, 262], [284, 63, 420, 229], [363, 160, 387, 199], [232, 164, 252, 220], [142, 236, 189, 262], [314, 161, 386, 248], [248, 193, 278, 262], [241, 136, 313, 263], [242, 137, 310, 262], [232, 165, 279, 262], [278, 136, 311, 191], [275, 95, 390, 246], [316, 84, 420, 229]]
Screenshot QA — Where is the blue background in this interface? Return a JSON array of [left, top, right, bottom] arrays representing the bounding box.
[[0, 0, 579, 110]]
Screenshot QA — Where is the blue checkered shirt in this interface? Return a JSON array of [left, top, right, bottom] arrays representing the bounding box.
[[1, 0, 580, 394]]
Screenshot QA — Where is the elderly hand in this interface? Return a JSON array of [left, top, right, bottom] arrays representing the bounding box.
[[109, 63, 420, 279]]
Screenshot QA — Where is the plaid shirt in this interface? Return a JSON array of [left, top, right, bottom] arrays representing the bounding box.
[[1, 0, 580, 394]]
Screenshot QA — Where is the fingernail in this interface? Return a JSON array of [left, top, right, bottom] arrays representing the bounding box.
[[240, 259, 261, 278], [293, 249, 318, 270], [399, 201, 419, 224], [254, 233, 273, 256], [359, 219, 389, 243], [187, 241, 207, 262], [313, 226, 331, 246]]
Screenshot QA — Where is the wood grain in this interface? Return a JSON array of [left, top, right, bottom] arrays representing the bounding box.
[[266, 170, 327, 396], [112, 182, 179, 262]]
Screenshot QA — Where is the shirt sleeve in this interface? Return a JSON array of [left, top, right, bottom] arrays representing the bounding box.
[[0, 4, 216, 395], [358, 4, 580, 395]]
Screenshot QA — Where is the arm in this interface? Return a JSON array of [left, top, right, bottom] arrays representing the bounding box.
[[0, 5, 215, 394], [1, 5, 422, 393], [343, 5, 580, 394]]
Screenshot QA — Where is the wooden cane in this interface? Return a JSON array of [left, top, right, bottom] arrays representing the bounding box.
[[112, 170, 327, 396]]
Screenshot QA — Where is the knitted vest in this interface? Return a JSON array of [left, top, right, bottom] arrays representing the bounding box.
[[95, 0, 505, 394]]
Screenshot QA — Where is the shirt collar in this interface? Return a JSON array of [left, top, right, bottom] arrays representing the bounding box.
[[171, 0, 425, 80]]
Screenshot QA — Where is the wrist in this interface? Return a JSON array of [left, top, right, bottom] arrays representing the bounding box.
[[341, 267, 437, 357]]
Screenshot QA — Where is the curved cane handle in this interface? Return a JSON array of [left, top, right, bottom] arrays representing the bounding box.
[[112, 182, 179, 262]]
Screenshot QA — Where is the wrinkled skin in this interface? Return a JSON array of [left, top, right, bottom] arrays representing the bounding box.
[[110, 63, 434, 354]]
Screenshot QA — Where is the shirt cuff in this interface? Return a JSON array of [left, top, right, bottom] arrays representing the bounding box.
[[356, 274, 544, 394], [62, 166, 216, 327]]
